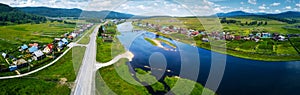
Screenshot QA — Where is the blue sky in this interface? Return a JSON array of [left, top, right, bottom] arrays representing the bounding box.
[[0, 0, 299, 16]]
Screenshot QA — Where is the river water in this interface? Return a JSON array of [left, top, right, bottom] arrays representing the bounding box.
[[117, 22, 300, 95]]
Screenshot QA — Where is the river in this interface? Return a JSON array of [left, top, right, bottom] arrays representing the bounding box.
[[117, 22, 300, 95]]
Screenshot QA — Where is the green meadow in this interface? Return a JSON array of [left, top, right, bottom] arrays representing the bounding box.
[[0, 21, 76, 51]]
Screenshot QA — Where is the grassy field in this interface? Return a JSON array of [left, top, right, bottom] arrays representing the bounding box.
[[96, 37, 125, 63], [164, 76, 216, 95], [0, 46, 86, 95], [96, 23, 126, 63], [0, 21, 75, 45], [96, 58, 150, 95]]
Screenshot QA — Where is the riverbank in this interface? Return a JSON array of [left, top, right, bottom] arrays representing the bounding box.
[[96, 58, 216, 95], [134, 24, 300, 62]]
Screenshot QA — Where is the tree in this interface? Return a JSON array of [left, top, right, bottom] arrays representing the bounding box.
[[264, 21, 268, 25]]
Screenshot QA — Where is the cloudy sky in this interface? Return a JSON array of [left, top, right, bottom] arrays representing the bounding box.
[[0, 0, 299, 16]]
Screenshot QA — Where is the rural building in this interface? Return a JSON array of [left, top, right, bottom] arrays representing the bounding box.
[[29, 46, 38, 53]]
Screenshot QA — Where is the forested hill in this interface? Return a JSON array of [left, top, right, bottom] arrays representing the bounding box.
[[0, 3, 47, 25], [17, 7, 137, 19]]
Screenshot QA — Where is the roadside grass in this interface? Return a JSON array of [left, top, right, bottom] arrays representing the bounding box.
[[72, 47, 86, 75], [96, 37, 126, 63], [96, 58, 149, 95], [0, 46, 86, 95], [96, 39, 112, 63]]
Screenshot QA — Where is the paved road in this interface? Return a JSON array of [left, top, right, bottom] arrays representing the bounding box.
[[73, 24, 100, 95]]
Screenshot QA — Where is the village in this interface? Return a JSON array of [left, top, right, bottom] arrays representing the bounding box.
[[134, 22, 299, 42], [0, 23, 94, 74]]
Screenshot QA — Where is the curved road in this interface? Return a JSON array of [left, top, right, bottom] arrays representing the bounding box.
[[95, 51, 134, 70]]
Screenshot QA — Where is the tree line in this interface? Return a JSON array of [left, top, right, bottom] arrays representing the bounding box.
[[220, 18, 268, 26]]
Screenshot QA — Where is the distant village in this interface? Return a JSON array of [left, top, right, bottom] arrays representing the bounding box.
[[135, 22, 300, 43], [0, 23, 94, 73]]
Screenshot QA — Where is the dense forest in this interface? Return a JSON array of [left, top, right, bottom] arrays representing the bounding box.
[[0, 3, 47, 25]]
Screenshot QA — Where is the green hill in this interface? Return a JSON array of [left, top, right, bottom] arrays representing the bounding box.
[[0, 3, 47, 25]]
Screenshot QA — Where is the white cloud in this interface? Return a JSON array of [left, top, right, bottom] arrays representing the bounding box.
[[275, 10, 281, 13], [285, 6, 292, 10], [248, 0, 257, 5], [240, 2, 244, 5], [296, 3, 300, 7], [258, 4, 266, 10], [270, 2, 280, 6]]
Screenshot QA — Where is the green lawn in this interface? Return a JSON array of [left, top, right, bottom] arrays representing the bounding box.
[[0, 46, 86, 95]]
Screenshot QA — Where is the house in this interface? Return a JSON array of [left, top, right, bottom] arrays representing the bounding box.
[[202, 38, 209, 42], [57, 41, 64, 49], [28, 46, 38, 53], [43, 44, 54, 54], [254, 37, 260, 42], [9, 65, 17, 71], [2, 53, 7, 58], [256, 33, 262, 38], [61, 38, 69, 44], [33, 50, 44, 60], [243, 37, 251, 40], [262, 33, 271, 38], [13, 59, 27, 65], [234, 35, 242, 40], [21, 44, 28, 50], [278, 35, 286, 41], [29, 43, 39, 47]]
